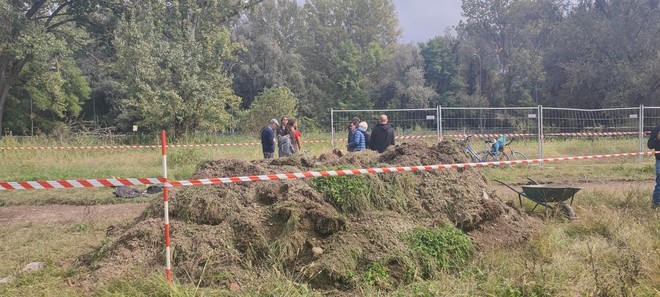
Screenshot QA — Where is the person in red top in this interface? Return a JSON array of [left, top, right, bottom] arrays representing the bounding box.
[[288, 119, 302, 153]]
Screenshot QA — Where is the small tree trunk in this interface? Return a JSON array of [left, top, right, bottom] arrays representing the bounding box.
[[0, 54, 11, 135], [0, 55, 28, 135]]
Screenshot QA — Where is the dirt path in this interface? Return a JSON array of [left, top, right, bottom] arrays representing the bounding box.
[[0, 180, 653, 225], [0, 203, 149, 225]]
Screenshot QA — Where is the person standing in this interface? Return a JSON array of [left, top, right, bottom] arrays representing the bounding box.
[[261, 119, 279, 159], [279, 124, 295, 157], [346, 117, 360, 151], [369, 114, 395, 153], [647, 124, 660, 208], [288, 119, 301, 153], [348, 121, 366, 152], [277, 116, 290, 157], [359, 121, 370, 149]]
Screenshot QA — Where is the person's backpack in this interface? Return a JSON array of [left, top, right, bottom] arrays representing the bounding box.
[[280, 135, 294, 156], [113, 186, 142, 198]]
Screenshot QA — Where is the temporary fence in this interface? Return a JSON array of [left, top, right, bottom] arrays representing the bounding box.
[[1, 128, 658, 283], [332, 105, 658, 161], [330, 108, 440, 149]]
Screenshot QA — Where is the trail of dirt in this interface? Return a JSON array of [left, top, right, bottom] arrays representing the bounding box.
[[0, 181, 651, 226], [0, 203, 149, 225]]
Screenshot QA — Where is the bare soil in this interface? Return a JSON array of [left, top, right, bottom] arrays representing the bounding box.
[[0, 203, 148, 225]]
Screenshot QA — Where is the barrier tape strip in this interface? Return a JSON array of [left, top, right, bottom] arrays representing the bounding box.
[[0, 178, 167, 191], [1, 151, 654, 191], [1, 131, 649, 151], [443, 133, 536, 139], [0, 140, 329, 151], [162, 151, 656, 187], [545, 132, 644, 137]]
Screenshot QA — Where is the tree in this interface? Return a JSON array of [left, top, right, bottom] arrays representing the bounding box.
[[332, 41, 371, 110], [239, 86, 297, 133], [0, 1, 92, 134], [419, 36, 462, 106], [372, 44, 437, 108], [544, 0, 660, 108], [458, 0, 564, 106], [111, 0, 265, 135], [231, 0, 307, 109], [301, 0, 399, 122]]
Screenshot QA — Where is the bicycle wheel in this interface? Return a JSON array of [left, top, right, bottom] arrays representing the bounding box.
[[508, 151, 529, 166], [484, 152, 508, 163]]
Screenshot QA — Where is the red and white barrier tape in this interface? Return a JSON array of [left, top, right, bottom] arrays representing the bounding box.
[[0, 177, 167, 191], [1, 131, 649, 151], [162, 151, 656, 187], [1, 151, 655, 191], [545, 132, 643, 137], [443, 133, 536, 139], [0, 140, 330, 151]]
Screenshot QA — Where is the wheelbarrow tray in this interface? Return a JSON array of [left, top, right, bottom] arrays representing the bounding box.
[[521, 185, 581, 203]]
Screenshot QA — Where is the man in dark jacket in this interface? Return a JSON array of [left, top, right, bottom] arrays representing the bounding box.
[[369, 114, 395, 153], [261, 119, 279, 159], [647, 124, 660, 208]]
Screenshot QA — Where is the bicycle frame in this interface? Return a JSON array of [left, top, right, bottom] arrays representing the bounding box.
[[464, 136, 488, 162]]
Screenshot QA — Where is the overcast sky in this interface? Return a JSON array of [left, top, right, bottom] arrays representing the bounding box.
[[295, 0, 465, 44], [393, 0, 464, 43]]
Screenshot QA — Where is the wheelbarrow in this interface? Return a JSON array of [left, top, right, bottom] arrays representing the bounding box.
[[495, 178, 580, 219]]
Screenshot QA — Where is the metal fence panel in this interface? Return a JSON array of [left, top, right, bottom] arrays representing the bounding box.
[[331, 108, 439, 147], [440, 107, 539, 138]]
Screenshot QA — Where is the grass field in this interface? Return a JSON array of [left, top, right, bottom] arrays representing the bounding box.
[[1, 134, 659, 296]]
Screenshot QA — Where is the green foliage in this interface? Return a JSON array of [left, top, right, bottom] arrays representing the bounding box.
[[113, 0, 245, 136], [363, 262, 391, 288], [406, 225, 473, 277], [0, 1, 92, 134], [332, 41, 372, 110], [239, 86, 298, 133], [419, 36, 462, 105], [310, 175, 371, 212]]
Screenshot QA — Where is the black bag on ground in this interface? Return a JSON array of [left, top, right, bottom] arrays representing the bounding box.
[[113, 186, 142, 198], [145, 185, 163, 194]]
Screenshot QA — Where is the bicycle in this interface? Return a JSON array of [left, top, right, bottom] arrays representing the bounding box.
[[463, 136, 492, 163], [483, 137, 528, 166]]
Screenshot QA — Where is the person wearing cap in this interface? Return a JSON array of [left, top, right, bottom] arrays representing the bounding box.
[[261, 119, 279, 159]]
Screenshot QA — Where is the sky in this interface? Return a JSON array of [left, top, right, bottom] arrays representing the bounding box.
[[392, 0, 464, 43], [295, 0, 465, 44]]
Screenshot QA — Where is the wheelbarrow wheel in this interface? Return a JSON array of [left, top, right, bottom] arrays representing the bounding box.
[[557, 202, 577, 220]]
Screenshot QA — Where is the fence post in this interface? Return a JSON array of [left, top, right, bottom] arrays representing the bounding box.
[[640, 105, 644, 163], [437, 105, 442, 142], [538, 105, 544, 165], [161, 131, 172, 283], [330, 108, 335, 150]]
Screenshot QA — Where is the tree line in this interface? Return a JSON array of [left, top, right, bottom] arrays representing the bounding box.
[[1, 0, 658, 136]]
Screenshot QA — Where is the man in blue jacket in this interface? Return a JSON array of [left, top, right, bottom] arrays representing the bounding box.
[[647, 124, 660, 208], [261, 119, 279, 159]]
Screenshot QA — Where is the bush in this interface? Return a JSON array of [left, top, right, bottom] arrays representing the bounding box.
[[310, 175, 371, 213], [238, 86, 298, 134], [406, 225, 473, 278]]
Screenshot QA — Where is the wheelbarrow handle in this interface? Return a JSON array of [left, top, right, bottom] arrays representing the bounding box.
[[493, 180, 524, 195]]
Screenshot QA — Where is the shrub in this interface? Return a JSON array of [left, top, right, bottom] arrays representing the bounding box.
[[406, 225, 473, 278], [310, 175, 371, 212]]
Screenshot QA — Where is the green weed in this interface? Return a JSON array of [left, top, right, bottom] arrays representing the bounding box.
[[406, 225, 473, 278], [363, 262, 391, 289], [310, 175, 371, 212]]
